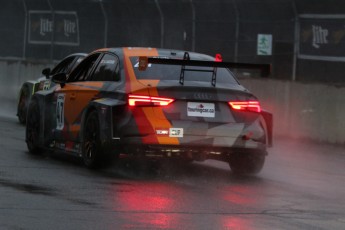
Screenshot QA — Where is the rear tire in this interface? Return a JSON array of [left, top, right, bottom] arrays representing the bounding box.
[[229, 151, 266, 175], [82, 111, 109, 169], [17, 85, 30, 124], [26, 100, 42, 154]]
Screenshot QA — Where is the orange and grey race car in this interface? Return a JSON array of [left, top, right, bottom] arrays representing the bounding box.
[[26, 47, 273, 175]]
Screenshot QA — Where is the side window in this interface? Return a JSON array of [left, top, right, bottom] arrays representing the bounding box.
[[91, 54, 120, 81], [67, 54, 101, 82], [51, 56, 75, 75]]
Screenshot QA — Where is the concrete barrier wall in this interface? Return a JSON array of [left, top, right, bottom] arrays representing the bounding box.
[[241, 78, 345, 144], [1, 60, 344, 144], [0, 60, 50, 104]]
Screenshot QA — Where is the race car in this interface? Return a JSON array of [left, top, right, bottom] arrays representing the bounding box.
[[26, 47, 273, 175], [17, 53, 86, 124]]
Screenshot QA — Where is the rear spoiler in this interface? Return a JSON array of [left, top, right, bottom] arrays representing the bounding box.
[[138, 54, 271, 86]]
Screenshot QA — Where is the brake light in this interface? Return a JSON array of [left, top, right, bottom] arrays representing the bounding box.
[[215, 53, 222, 62], [128, 95, 174, 107], [228, 101, 261, 113]]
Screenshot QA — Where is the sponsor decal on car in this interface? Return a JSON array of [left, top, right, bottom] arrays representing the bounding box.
[[187, 102, 215, 118], [156, 129, 169, 135], [169, 128, 183, 138], [56, 94, 65, 130], [156, 128, 184, 138]]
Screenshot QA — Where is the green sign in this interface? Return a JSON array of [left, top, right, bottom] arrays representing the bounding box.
[[257, 34, 272, 56]]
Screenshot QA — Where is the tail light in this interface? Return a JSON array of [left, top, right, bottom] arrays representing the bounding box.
[[128, 94, 174, 107], [215, 53, 222, 62], [228, 101, 261, 113]]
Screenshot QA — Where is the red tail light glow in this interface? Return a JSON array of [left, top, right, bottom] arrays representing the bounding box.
[[215, 53, 223, 62], [128, 95, 174, 107], [229, 101, 261, 113]]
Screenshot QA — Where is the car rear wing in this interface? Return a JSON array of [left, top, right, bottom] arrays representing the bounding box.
[[138, 54, 271, 86]]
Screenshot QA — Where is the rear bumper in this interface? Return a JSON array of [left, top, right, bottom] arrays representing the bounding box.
[[104, 136, 267, 161], [261, 110, 273, 147], [125, 144, 266, 162]]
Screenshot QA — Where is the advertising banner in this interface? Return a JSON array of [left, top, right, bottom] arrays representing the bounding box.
[[299, 14, 345, 62], [28, 11, 79, 46]]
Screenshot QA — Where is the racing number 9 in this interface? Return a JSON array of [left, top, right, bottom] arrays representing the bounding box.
[[56, 94, 65, 130]]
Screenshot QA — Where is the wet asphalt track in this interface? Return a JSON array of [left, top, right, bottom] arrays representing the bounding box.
[[1, 106, 345, 230]]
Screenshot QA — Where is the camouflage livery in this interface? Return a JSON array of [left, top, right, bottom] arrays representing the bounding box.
[[26, 47, 273, 174]]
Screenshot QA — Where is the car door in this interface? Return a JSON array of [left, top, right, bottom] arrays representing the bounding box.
[[53, 53, 102, 145], [53, 52, 121, 148]]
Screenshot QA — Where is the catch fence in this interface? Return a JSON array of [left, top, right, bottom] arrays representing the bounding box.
[[1, 0, 345, 83]]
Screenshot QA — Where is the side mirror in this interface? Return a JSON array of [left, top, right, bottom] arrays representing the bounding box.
[[42, 68, 51, 79], [52, 72, 67, 88]]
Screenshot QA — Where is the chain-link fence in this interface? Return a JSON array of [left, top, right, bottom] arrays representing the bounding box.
[[1, 0, 345, 83]]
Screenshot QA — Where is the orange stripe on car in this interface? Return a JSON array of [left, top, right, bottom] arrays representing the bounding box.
[[123, 48, 180, 145], [56, 83, 100, 139], [123, 48, 159, 144], [123, 47, 159, 93], [148, 86, 180, 145]]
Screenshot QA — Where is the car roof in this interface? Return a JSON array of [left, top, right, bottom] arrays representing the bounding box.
[[64, 52, 87, 58], [91, 47, 215, 61]]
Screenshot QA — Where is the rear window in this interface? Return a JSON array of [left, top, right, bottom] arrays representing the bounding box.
[[130, 57, 239, 85]]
